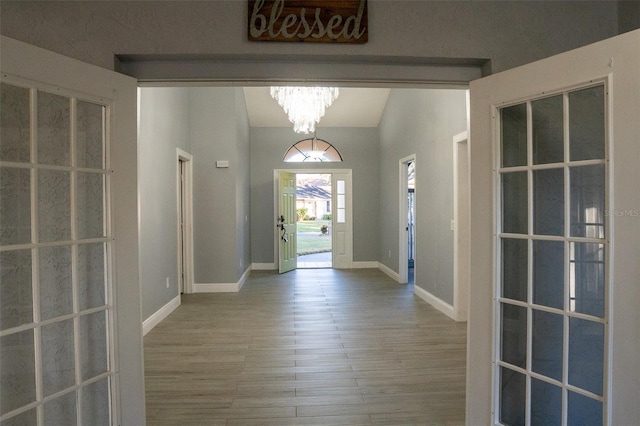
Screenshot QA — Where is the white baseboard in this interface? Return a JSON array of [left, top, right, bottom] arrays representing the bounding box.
[[252, 262, 276, 270], [352, 261, 378, 269], [194, 265, 252, 293], [413, 285, 457, 321], [237, 265, 251, 291], [143, 295, 181, 336], [378, 262, 401, 282], [193, 282, 240, 292]]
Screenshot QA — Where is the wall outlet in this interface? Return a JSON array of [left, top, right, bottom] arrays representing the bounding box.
[[388, 250, 391, 258], [165, 277, 170, 288], [450, 219, 455, 231]]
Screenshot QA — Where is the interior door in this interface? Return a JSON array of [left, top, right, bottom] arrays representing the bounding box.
[[467, 30, 639, 425], [278, 171, 297, 273], [0, 36, 145, 425]]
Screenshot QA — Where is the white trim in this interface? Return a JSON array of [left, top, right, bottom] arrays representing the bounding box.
[[352, 261, 378, 268], [193, 265, 252, 293], [378, 262, 401, 283], [413, 285, 458, 321], [452, 131, 469, 323], [176, 149, 194, 294], [142, 295, 181, 336], [252, 262, 276, 270], [193, 283, 240, 293], [237, 265, 251, 291]]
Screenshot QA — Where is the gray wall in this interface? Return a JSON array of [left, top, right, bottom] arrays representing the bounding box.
[[250, 127, 379, 264], [139, 87, 251, 321], [138, 87, 191, 319], [0, 1, 628, 77], [378, 89, 467, 305], [190, 87, 251, 284]]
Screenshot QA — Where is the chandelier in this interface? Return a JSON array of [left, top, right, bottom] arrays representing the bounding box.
[[270, 86, 339, 134]]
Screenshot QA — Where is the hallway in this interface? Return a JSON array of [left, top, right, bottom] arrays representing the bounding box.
[[144, 269, 467, 425]]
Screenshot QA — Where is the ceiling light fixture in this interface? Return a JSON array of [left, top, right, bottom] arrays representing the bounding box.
[[270, 86, 339, 134]]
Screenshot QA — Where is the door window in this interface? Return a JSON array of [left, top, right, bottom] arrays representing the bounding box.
[[496, 83, 608, 425], [1, 82, 114, 425]]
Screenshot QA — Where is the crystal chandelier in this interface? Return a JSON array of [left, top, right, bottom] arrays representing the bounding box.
[[270, 86, 339, 134]]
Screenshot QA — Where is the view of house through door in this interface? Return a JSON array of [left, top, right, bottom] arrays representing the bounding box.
[[276, 169, 352, 272], [296, 174, 333, 268]]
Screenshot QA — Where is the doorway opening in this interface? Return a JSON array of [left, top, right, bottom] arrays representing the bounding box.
[[399, 155, 417, 284], [296, 173, 333, 268]]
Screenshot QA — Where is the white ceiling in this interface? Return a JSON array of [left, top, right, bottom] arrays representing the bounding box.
[[243, 87, 391, 129]]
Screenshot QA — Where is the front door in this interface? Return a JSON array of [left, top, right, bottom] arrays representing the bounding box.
[[467, 30, 640, 425], [278, 171, 297, 273], [0, 36, 145, 425]]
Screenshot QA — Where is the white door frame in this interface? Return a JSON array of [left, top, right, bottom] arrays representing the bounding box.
[[176, 148, 194, 294], [399, 154, 416, 283], [273, 168, 353, 269], [452, 131, 469, 321]]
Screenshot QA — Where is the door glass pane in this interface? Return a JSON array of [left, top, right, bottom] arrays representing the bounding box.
[[531, 379, 562, 426], [42, 319, 75, 396], [0, 83, 30, 163], [0, 167, 31, 245], [38, 169, 71, 242], [44, 391, 77, 426], [76, 172, 105, 239], [502, 238, 527, 302], [569, 86, 605, 161], [0, 249, 33, 330], [502, 171, 528, 234], [500, 367, 526, 426], [337, 209, 346, 223], [533, 168, 564, 236], [82, 378, 110, 426], [337, 194, 345, 209], [337, 180, 345, 194], [80, 311, 108, 380], [570, 242, 605, 318], [39, 245, 73, 320], [501, 303, 527, 368], [76, 101, 104, 169], [532, 240, 564, 309], [0, 409, 37, 426], [569, 317, 604, 395], [568, 391, 603, 426], [37, 91, 70, 166], [532, 95, 564, 164], [0, 330, 36, 415], [78, 243, 106, 311], [532, 309, 563, 380], [501, 103, 527, 167], [570, 165, 605, 239]]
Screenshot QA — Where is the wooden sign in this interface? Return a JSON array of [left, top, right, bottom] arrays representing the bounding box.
[[248, 0, 368, 43]]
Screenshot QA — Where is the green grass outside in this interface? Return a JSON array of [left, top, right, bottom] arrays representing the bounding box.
[[297, 220, 332, 255]]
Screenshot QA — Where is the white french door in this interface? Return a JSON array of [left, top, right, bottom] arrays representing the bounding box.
[[467, 30, 640, 425], [0, 36, 144, 425]]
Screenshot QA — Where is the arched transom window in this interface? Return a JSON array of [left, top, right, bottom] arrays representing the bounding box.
[[283, 137, 343, 162]]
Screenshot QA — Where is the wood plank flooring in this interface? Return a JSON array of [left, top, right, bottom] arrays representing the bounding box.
[[144, 268, 467, 425]]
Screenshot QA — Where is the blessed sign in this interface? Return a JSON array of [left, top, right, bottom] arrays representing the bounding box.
[[248, 0, 368, 43]]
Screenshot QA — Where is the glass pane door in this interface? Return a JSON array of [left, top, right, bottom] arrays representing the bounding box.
[[1, 81, 115, 425], [496, 84, 608, 426]]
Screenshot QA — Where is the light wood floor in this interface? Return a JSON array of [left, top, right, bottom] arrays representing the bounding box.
[[144, 268, 467, 425]]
